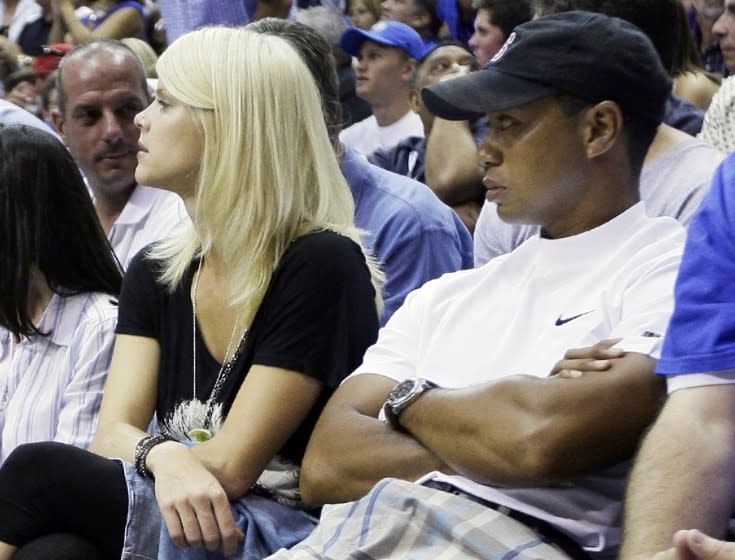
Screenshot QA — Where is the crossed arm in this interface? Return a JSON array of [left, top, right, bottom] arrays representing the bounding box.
[[300, 349, 664, 507], [534, 343, 735, 560], [91, 334, 324, 556]]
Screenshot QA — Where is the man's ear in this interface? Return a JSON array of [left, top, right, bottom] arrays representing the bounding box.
[[50, 108, 66, 139], [402, 57, 418, 85], [581, 101, 623, 160], [408, 88, 421, 112]]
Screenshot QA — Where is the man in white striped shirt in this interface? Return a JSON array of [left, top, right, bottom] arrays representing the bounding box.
[[51, 40, 187, 268]]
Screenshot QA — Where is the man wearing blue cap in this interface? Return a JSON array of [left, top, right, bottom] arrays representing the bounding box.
[[266, 11, 685, 560], [338, 21, 426, 156]]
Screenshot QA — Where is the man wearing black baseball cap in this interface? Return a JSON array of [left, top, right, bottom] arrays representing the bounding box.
[[266, 12, 685, 560], [471, 0, 722, 269], [422, 9, 669, 139]]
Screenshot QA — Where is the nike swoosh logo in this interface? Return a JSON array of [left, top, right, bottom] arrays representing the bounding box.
[[555, 310, 594, 326]]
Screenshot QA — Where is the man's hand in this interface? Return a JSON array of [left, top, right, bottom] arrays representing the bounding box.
[[669, 529, 735, 560], [550, 338, 625, 378], [633, 530, 735, 560]]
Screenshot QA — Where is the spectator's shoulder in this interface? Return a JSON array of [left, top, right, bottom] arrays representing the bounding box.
[[281, 229, 366, 271], [355, 156, 458, 230], [368, 136, 424, 172], [77, 291, 119, 325], [57, 291, 119, 348]]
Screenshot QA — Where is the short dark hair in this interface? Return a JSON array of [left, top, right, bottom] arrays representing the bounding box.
[[410, 39, 474, 89], [556, 93, 657, 180], [472, 0, 533, 38], [0, 125, 122, 337], [671, 0, 704, 75], [533, 0, 678, 75], [247, 18, 344, 153], [3, 67, 35, 94], [57, 39, 150, 116], [532, 0, 596, 17], [413, 0, 443, 36]]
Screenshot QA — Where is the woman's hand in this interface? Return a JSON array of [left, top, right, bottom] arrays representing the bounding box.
[[147, 441, 244, 556]]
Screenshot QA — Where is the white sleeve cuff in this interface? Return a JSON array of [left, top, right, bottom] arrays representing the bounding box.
[[666, 369, 735, 393]]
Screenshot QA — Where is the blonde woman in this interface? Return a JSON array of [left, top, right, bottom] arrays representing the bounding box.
[[0, 26, 381, 560]]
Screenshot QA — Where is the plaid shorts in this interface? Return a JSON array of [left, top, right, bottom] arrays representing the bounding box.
[[267, 478, 576, 560]]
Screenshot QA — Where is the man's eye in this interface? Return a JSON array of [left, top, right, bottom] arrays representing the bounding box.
[[121, 105, 142, 118], [497, 117, 517, 130], [76, 111, 99, 125], [489, 117, 516, 133]]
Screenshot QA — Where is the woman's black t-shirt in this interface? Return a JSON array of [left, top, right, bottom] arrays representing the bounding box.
[[116, 230, 380, 464]]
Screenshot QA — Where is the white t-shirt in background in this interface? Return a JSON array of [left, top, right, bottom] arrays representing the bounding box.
[[339, 111, 424, 157]]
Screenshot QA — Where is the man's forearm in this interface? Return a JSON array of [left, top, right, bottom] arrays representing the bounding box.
[[301, 410, 447, 506], [424, 119, 484, 205], [300, 374, 449, 507], [620, 385, 735, 559], [400, 354, 664, 486]]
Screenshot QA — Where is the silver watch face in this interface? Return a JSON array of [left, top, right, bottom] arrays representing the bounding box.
[[389, 379, 417, 405]]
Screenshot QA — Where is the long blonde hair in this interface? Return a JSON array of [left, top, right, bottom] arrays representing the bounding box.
[[151, 27, 382, 325]]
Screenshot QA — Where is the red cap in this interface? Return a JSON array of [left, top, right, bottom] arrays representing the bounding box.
[[33, 43, 73, 76]]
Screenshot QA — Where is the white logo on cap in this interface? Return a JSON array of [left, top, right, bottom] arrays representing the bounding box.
[[490, 31, 515, 63], [371, 21, 387, 31]]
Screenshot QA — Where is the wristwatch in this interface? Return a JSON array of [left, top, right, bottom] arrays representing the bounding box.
[[380, 377, 438, 429]]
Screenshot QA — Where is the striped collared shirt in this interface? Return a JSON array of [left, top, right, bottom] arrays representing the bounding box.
[[0, 292, 118, 462]]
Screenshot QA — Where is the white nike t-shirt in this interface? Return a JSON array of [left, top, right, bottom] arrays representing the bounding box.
[[352, 202, 683, 386], [349, 202, 685, 554]]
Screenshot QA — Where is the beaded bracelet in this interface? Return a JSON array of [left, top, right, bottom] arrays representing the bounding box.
[[134, 433, 177, 478]]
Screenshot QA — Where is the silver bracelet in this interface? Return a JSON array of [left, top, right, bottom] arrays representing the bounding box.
[[134, 433, 176, 478]]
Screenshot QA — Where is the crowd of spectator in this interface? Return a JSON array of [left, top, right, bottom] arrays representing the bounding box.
[[0, 1, 735, 559]]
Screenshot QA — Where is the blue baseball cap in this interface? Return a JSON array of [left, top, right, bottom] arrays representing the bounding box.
[[341, 21, 426, 61]]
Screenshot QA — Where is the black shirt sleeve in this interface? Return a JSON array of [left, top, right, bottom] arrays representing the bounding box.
[[115, 247, 163, 339], [250, 230, 379, 389]]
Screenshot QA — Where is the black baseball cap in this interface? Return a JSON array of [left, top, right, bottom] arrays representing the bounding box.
[[421, 11, 672, 123]]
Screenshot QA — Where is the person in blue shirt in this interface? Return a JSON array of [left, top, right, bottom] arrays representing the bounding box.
[[618, 152, 735, 559], [250, 18, 474, 325], [369, 41, 487, 233]]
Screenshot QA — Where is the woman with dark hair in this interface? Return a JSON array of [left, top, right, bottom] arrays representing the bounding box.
[[672, 0, 722, 110], [0, 26, 381, 560], [0, 124, 121, 462]]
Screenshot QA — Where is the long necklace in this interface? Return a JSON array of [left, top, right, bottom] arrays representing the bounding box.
[[187, 256, 243, 442]]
